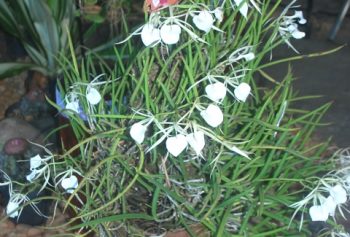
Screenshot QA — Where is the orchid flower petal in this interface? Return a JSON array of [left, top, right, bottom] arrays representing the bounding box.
[[323, 196, 337, 217], [214, 7, 224, 23], [26, 169, 39, 183]]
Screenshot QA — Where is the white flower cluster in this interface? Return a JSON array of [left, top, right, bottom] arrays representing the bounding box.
[[119, 0, 264, 47], [308, 184, 347, 222], [129, 72, 252, 159], [64, 74, 105, 115], [276, 0, 307, 52], [1, 144, 82, 219], [290, 148, 350, 229], [139, 8, 223, 47]]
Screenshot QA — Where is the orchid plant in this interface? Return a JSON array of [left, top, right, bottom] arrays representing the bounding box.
[[2, 0, 343, 236]]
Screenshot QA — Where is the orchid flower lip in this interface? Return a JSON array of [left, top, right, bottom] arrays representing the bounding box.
[[200, 104, 224, 128], [86, 86, 102, 105], [130, 122, 148, 144], [160, 24, 181, 45], [166, 134, 188, 157], [141, 23, 161, 47]]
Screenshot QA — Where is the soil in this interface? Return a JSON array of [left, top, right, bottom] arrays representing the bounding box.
[[0, 205, 71, 237]]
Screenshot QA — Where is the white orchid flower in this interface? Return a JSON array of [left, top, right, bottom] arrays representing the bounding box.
[[200, 104, 224, 128], [130, 110, 157, 144], [186, 131, 205, 155], [192, 10, 214, 33], [6, 200, 19, 218], [55, 167, 82, 194], [166, 134, 188, 157], [277, 1, 307, 52], [6, 192, 47, 219], [286, 10, 307, 24], [224, 0, 260, 18], [228, 46, 255, 63], [130, 122, 148, 144], [234, 82, 251, 102]]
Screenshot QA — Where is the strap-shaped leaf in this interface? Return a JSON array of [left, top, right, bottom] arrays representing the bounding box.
[[0, 62, 44, 79]]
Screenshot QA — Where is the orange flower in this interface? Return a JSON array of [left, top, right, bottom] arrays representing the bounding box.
[[143, 0, 180, 12]]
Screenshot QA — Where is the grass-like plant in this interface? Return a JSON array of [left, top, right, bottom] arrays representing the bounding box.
[[2, 0, 347, 236]]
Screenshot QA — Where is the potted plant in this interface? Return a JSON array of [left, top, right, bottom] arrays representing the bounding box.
[[2, 0, 348, 236]]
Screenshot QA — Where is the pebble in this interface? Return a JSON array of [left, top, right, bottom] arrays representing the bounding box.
[[27, 227, 43, 237]]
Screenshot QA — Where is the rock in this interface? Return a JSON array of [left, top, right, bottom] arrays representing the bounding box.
[[27, 227, 43, 236], [0, 118, 44, 149], [0, 221, 16, 236], [4, 138, 29, 155], [16, 224, 30, 231]]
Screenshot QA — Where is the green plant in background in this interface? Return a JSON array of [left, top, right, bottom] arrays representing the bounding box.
[[0, 0, 76, 78], [1, 0, 348, 236], [0, 0, 131, 79]]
